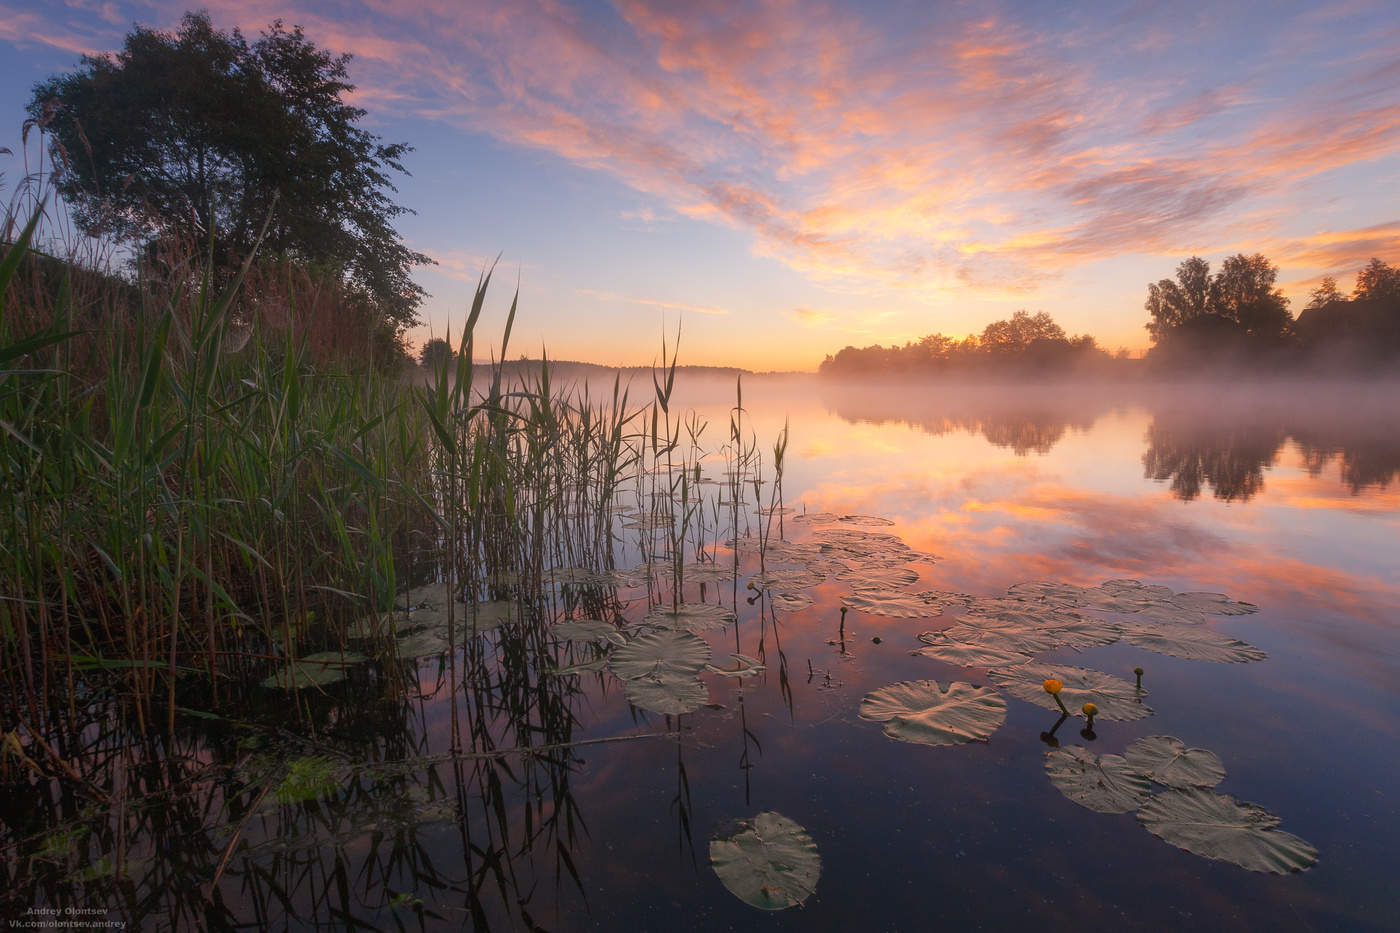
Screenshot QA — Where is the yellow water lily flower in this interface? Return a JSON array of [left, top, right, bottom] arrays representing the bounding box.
[[1042, 679, 1063, 695], [1082, 702, 1098, 718]]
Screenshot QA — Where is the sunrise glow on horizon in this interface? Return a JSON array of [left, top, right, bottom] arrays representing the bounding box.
[[3, 0, 1398, 371]]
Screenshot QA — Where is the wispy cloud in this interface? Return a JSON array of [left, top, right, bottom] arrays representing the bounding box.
[[576, 287, 728, 316], [14, 0, 1399, 310]]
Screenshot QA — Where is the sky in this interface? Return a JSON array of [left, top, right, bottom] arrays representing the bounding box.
[[1, 0, 1398, 371]]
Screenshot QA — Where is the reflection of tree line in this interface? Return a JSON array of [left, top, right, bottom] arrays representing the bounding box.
[[820, 387, 1400, 501], [818, 386, 1101, 456], [1144, 405, 1400, 501]]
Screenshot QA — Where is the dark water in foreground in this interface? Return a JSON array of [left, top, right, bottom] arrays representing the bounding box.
[[7, 380, 1400, 931]]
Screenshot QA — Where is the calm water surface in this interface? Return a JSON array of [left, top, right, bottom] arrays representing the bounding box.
[[13, 378, 1400, 931]]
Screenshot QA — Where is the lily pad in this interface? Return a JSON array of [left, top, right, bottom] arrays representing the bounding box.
[[709, 812, 821, 910], [394, 631, 451, 659], [1124, 736, 1226, 788], [751, 568, 826, 590], [1119, 623, 1266, 663], [682, 561, 738, 583], [624, 675, 709, 715], [833, 514, 895, 526], [1079, 579, 1175, 613], [1137, 788, 1318, 873], [858, 679, 1007, 746], [988, 663, 1154, 721], [838, 565, 920, 590], [841, 591, 934, 619], [771, 592, 814, 612], [913, 590, 975, 614], [914, 632, 1034, 668], [610, 629, 711, 681], [261, 651, 366, 689], [1171, 592, 1260, 616], [468, 600, 523, 630], [642, 602, 737, 634], [1045, 746, 1153, 813], [1005, 581, 1086, 606]]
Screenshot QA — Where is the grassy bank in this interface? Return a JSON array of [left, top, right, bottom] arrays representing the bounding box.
[[0, 210, 663, 738]]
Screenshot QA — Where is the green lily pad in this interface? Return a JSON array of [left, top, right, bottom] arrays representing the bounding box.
[[771, 592, 814, 612], [1045, 746, 1153, 813], [610, 629, 711, 681], [709, 811, 821, 910], [1079, 579, 1175, 612], [682, 561, 738, 583], [642, 602, 737, 633], [913, 590, 975, 614], [1124, 736, 1226, 788], [624, 674, 709, 715], [913, 632, 1034, 668], [833, 514, 895, 526], [393, 631, 450, 659], [839, 566, 919, 589], [1171, 592, 1259, 616], [1005, 581, 1086, 605], [1138, 788, 1318, 873], [988, 663, 1154, 721], [858, 679, 1007, 746], [1120, 623, 1266, 663], [841, 591, 934, 618], [261, 651, 366, 689]]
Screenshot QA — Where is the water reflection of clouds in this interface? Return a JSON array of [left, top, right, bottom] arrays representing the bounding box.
[[789, 420, 1398, 632]]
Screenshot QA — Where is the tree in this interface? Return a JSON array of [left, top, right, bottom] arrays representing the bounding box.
[[1144, 253, 1291, 343], [1306, 276, 1342, 310], [1213, 253, 1290, 339], [29, 11, 429, 328], [1145, 256, 1213, 340], [979, 310, 1066, 354], [1352, 258, 1400, 303], [418, 337, 454, 371]]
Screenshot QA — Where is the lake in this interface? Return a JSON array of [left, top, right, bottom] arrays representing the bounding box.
[[7, 376, 1399, 931]]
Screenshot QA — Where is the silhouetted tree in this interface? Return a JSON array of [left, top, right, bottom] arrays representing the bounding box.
[[1213, 253, 1291, 339], [1145, 256, 1213, 341], [980, 310, 1066, 354], [1306, 276, 1342, 310], [1144, 253, 1291, 348], [1352, 258, 1400, 303], [419, 337, 454, 370], [29, 11, 430, 329]]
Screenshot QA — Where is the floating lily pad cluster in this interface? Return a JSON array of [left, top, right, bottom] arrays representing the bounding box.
[[1045, 736, 1317, 874], [545, 609, 765, 715], [343, 582, 524, 660]]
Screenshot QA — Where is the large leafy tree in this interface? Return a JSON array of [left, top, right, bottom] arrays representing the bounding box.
[[979, 310, 1066, 354], [1352, 258, 1400, 303], [28, 11, 429, 327], [1144, 253, 1291, 342]]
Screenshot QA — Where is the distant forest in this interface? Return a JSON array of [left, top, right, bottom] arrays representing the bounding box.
[[819, 255, 1400, 378]]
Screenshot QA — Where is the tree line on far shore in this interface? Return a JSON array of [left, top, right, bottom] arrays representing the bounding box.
[[819, 254, 1400, 378]]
